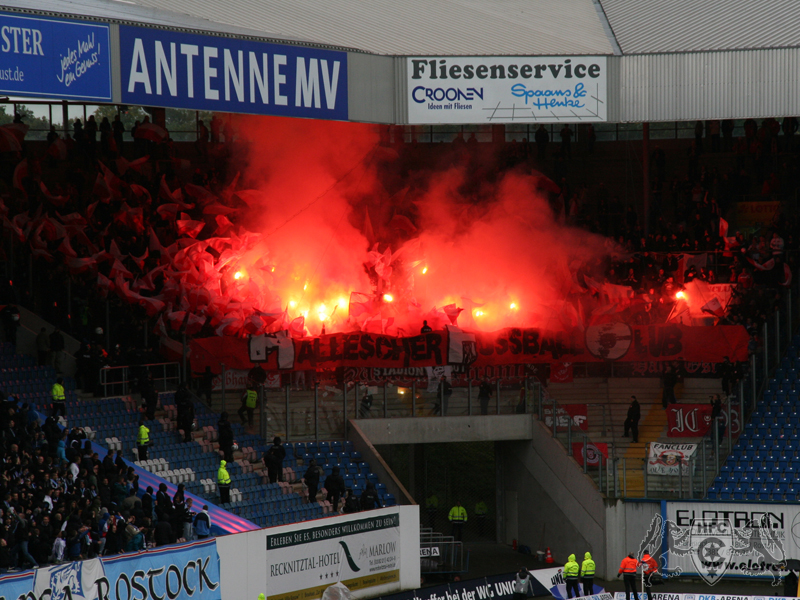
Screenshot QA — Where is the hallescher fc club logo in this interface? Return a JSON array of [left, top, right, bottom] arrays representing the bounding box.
[[638, 514, 786, 586]]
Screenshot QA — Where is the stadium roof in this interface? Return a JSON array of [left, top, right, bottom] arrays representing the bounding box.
[[4, 0, 800, 57], [105, 0, 618, 56], [601, 0, 800, 54]]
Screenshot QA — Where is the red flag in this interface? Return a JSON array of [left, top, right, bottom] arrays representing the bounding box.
[[12, 159, 28, 197], [46, 138, 68, 160], [109, 259, 133, 279], [0, 127, 21, 152], [348, 292, 374, 318], [701, 297, 725, 318], [363, 207, 376, 245], [550, 361, 574, 383], [719, 217, 729, 238], [57, 236, 78, 258], [134, 122, 167, 143], [176, 215, 205, 238], [127, 155, 150, 173], [202, 203, 237, 216], [443, 303, 463, 325], [132, 248, 149, 271], [288, 316, 305, 338], [185, 312, 206, 335], [130, 184, 152, 205], [2, 122, 28, 143], [97, 273, 115, 294], [2, 216, 25, 242], [184, 184, 218, 206], [66, 256, 96, 274], [139, 295, 165, 317], [571, 442, 608, 467], [214, 214, 233, 234], [388, 214, 417, 235], [93, 173, 112, 202], [98, 161, 125, 195]]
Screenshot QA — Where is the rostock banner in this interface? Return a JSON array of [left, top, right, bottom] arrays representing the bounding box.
[[0, 538, 220, 600]]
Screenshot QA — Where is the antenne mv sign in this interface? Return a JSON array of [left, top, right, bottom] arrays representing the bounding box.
[[407, 56, 607, 124]]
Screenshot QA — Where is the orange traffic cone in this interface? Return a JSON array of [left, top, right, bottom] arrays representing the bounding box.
[[545, 547, 554, 563]]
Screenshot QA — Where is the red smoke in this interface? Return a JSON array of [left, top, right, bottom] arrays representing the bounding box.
[[225, 115, 610, 336]]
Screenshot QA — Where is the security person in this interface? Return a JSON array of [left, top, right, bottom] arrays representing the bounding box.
[[618, 553, 640, 600], [137, 421, 151, 460], [448, 501, 467, 542], [564, 553, 580, 598], [475, 500, 488, 535], [217, 459, 232, 504], [581, 551, 596, 596], [238, 384, 257, 428], [51, 377, 66, 419]]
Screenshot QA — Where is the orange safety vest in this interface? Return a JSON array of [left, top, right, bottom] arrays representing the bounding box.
[[619, 557, 638, 574]]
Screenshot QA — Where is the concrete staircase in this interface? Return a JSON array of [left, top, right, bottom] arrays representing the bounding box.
[[546, 376, 727, 498]]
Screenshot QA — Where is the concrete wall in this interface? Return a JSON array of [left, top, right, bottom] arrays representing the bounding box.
[[354, 414, 534, 445], [348, 420, 416, 505], [604, 500, 661, 579], [497, 420, 607, 576]]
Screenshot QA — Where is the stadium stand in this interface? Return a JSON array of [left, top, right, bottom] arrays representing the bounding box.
[[707, 333, 800, 501], [18, 361, 396, 530]]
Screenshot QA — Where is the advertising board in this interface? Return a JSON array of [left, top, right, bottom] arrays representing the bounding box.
[[407, 56, 607, 124], [0, 12, 111, 100]]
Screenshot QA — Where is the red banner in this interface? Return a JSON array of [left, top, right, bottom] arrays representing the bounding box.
[[572, 442, 608, 466], [189, 323, 749, 373], [667, 403, 741, 437], [544, 404, 588, 431], [550, 361, 574, 383]]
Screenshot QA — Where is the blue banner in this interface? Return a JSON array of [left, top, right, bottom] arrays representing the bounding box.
[[0, 539, 221, 600], [120, 25, 348, 121], [0, 12, 111, 100]]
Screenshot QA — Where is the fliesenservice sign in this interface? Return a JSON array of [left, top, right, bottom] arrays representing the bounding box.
[[407, 56, 607, 124]]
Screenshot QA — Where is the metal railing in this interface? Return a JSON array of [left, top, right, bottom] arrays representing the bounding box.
[[99, 362, 181, 397], [419, 528, 468, 574]]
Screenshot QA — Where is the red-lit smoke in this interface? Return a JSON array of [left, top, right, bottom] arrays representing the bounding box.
[[225, 115, 611, 336]]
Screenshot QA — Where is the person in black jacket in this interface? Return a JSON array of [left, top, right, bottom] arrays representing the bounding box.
[[263, 437, 286, 484], [623, 396, 640, 443], [360, 482, 382, 511], [304, 459, 323, 503], [343, 489, 360, 514], [324, 466, 346, 512], [175, 383, 195, 443], [478, 377, 493, 415], [154, 519, 173, 547], [217, 412, 234, 462]]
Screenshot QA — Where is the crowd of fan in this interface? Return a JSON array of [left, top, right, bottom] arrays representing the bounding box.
[[0, 113, 795, 365], [0, 399, 211, 572]]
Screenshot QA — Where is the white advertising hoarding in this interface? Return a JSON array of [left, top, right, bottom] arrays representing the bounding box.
[[660, 501, 795, 582], [407, 56, 607, 124], [217, 506, 420, 600]]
